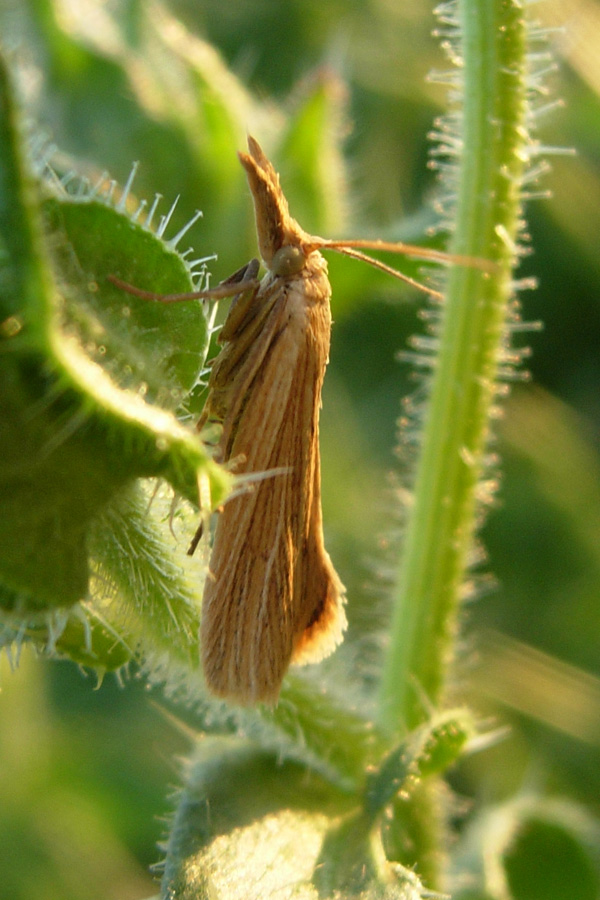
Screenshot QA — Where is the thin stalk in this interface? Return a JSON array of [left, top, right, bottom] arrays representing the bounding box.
[[379, 0, 530, 732]]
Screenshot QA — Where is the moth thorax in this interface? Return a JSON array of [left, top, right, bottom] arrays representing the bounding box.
[[270, 245, 305, 277]]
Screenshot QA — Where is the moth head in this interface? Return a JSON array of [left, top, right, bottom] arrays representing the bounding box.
[[270, 244, 306, 278], [239, 137, 310, 272]]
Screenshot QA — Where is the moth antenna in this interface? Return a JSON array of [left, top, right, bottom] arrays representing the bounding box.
[[318, 238, 495, 272], [107, 274, 259, 303], [320, 245, 445, 300]]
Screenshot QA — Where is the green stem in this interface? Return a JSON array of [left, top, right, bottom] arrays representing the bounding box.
[[379, 0, 530, 732]]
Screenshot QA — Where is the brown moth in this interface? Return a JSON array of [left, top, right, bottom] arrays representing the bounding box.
[[111, 137, 489, 705], [198, 139, 346, 705]]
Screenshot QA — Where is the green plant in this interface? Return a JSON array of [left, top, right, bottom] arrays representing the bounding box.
[[1, 2, 599, 899]]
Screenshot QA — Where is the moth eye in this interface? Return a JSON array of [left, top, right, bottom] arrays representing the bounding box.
[[271, 245, 305, 277]]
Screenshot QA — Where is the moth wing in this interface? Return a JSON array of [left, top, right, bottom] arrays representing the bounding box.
[[201, 281, 285, 453], [201, 283, 344, 703], [291, 444, 347, 666]]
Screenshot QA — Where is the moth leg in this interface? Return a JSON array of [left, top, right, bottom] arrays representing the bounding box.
[[219, 258, 262, 341], [187, 520, 204, 556], [217, 258, 260, 289], [187, 471, 215, 556]]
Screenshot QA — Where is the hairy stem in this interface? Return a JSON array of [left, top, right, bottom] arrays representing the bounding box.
[[379, 0, 530, 733]]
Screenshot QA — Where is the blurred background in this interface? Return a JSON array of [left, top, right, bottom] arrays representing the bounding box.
[[1, 1, 599, 897]]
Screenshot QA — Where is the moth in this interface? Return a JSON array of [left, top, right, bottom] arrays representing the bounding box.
[[111, 137, 486, 705]]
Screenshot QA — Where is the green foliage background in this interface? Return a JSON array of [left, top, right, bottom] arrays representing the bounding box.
[[1, 1, 599, 898]]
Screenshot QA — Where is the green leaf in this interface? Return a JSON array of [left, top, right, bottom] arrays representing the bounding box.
[[0, 49, 230, 620], [452, 795, 600, 900], [16, 605, 132, 673], [253, 673, 389, 789], [314, 807, 436, 899], [37, 0, 263, 274], [88, 482, 205, 673], [161, 736, 436, 900], [504, 806, 600, 900], [160, 737, 349, 900], [43, 193, 208, 405]]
